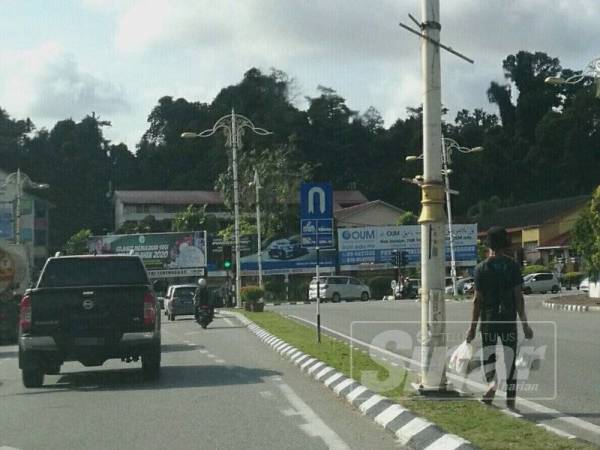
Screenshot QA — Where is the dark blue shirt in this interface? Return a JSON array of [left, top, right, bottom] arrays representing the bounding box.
[[474, 255, 522, 321]]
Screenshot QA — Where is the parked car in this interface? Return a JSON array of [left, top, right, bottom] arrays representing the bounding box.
[[522, 272, 560, 295], [308, 276, 371, 302], [18, 254, 161, 387], [579, 277, 590, 292], [165, 284, 198, 321], [268, 238, 307, 260]]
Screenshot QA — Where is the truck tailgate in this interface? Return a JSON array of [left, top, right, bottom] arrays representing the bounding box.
[[29, 285, 149, 340]]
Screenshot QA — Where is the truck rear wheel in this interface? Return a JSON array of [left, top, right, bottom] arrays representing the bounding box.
[[142, 348, 161, 380], [22, 369, 44, 388]]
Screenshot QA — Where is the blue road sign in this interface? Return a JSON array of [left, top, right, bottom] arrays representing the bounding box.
[[300, 182, 333, 248]]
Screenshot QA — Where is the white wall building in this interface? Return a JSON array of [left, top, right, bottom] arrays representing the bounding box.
[[113, 190, 369, 231]]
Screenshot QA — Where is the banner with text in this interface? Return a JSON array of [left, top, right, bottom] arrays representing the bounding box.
[[337, 224, 477, 271], [89, 231, 207, 279]]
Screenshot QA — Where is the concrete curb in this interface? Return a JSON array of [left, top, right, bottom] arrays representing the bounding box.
[[224, 311, 478, 450], [543, 300, 600, 313]]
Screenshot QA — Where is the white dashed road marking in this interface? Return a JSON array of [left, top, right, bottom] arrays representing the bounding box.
[[276, 382, 351, 450], [223, 318, 236, 327]]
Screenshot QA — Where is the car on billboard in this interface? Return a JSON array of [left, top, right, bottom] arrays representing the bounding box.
[[268, 237, 308, 260]]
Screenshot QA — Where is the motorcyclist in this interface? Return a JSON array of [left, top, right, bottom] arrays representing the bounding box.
[[193, 278, 213, 321]]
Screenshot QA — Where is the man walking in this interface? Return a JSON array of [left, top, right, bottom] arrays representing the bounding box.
[[466, 226, 533, 409]]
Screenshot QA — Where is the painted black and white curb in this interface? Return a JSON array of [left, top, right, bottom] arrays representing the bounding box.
[[543, 300, 600, 312], [227, 312, 477, 450]]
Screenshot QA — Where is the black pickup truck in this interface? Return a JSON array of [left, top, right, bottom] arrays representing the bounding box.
[[18, 254, 161, 387]]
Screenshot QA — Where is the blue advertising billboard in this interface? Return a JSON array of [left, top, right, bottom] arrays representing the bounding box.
[[337, 224, 478, 271], [205, 233, 335, 276]]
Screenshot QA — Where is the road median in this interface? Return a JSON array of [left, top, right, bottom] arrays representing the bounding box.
[[228, 310, 594, 450]]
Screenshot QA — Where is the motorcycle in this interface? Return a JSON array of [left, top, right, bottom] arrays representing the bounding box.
[[393, 281, 418, 300], [196, 304, 214, 329]]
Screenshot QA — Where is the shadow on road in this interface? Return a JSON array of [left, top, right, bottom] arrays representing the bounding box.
[[160, 343, 207, 353], [16, 364, 282, 394], [0, 349, 17, 359]]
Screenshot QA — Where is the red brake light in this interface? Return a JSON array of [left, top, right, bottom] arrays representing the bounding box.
[[143, 291, 156, 326], [20, 295, 32, 333]]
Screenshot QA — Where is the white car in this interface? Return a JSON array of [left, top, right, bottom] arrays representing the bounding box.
[[522, 273, 560, 295], [579, 277, 589, 292], [308, 276, 370, 302]]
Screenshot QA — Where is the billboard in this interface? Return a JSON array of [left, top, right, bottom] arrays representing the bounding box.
[[89, 232, 207, 279], [337, 224, 477, 271], [240, 234, 336, 275]]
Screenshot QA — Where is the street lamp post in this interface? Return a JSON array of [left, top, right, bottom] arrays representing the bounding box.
[[1, 169, 49, 244], [182, 109, 272, 308], [441, 138, 483, 296], [250, 169, 263, 288]]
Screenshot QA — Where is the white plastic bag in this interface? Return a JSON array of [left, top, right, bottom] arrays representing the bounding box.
[[448, 341, 473, 376], [515, 340, 543, 371]]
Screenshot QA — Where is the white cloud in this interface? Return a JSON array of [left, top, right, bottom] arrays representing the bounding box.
[[0, 41, 129, 124]]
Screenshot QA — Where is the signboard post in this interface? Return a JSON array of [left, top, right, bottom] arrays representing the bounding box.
[[300, 182, 333, 343]]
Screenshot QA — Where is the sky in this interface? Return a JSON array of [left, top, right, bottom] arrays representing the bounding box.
[[0, 0, 597, 151]]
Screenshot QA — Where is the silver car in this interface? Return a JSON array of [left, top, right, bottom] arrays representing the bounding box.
[[166, 284, 198, 321]]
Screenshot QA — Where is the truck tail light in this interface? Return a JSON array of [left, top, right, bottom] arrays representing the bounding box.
[[20, 295, 32, 333], [143, 291, 156, 327]]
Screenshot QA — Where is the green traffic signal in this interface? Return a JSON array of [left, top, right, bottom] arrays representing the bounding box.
[[224, 260, 232, 270]]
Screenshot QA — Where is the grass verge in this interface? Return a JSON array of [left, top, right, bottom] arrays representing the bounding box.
[[241, 310, 594, 450]]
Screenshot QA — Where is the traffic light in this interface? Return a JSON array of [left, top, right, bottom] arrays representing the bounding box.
[[223, 245, 232, 270], [400, 251, 409, 267], [390, 250, 399, 267]]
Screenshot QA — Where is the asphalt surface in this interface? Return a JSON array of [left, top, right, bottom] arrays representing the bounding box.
[[0, 314, 401, 450], [272, 293, 600, 446]]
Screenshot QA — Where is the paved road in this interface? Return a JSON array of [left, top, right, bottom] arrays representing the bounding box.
[[0, 314, 400, 450], [272, 294, 600, 446]]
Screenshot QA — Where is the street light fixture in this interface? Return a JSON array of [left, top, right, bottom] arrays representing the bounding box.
[[406, 138, 483, 296], [544, 57, 600, 95], [181, 109, 272, 308], [1, 169, 49, 245]]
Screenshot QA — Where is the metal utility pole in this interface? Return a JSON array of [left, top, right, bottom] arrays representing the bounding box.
[[181, 109, 272, 308], [253, 169, 263, 288], [418, 0, 447, 391], [399, 0, 474, 394]]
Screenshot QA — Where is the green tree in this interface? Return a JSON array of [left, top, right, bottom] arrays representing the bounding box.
[[172, 205, 218, 233], [217, 218, 257, 241], [64, 229, 92, 255], [396, 211, 418, 225], [572, 188, 600, 279]]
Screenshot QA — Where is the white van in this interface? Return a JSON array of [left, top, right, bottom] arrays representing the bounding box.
[[308, 276, 371, 302], [522, 272, 560, 295]]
